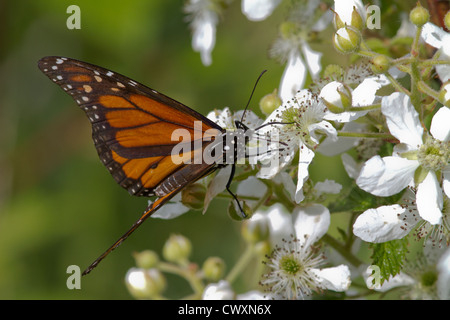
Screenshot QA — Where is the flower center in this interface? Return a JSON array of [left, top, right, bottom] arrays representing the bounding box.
[[417, 136, 450, 171], [279, 254, 302, 275]]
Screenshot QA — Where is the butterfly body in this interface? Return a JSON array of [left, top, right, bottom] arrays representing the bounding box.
[[38, 56, 249, 275]]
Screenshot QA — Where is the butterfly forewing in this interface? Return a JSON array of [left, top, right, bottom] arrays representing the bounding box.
[[38, 56, 223, 197]]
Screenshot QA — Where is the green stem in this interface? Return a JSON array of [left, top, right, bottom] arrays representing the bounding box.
[[384, 72, 410, 95], [215, 193, 260, 201], [346, 103, 381, 112], [357, 50, 378, 58], [410, 25, 423, 112], [419, 59, 450, 67], [417, 80, 441, 102], [225, 244, 256, 284], [158, 262, 204, 295], [337, 131, 394, 139], [357, 40, 377, 58], [322, 234, 363, 267]]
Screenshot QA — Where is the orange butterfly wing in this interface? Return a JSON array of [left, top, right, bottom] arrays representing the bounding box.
[[38, 56, 222, 197], [38, 56, 224, 274]]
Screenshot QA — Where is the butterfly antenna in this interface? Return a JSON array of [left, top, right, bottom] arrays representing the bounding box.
[[240, 70, 267, 123]]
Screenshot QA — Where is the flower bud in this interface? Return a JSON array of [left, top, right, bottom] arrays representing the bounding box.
[[202, 257, 226, 281], [181, 183, 206, 210], [445, 11, 450, 31], [133, 250, 159, 269], [333, 0, 366, 30], [162, 234, 192, 264], [260, 89, 282, 116], [371, 54, 391, 74], [125, 268, 166, 299], [228, 200, 252, 221], [409, 3, 429, 27], [334, 26, 361, 54], [319, 81, 352, 113]]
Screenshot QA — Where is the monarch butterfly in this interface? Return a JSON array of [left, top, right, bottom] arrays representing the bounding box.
[[38, 56, 271, 275]]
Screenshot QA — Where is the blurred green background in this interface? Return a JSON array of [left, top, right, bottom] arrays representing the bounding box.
[[0, 0, 359, 299]]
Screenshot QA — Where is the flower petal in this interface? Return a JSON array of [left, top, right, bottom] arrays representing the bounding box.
[[203, 166, 231, 213], [315, 179, 342, 196], [292, 204, 330, 246], [241, 0, 281, 21], [202, 280, 235, 300], [150, 194, 190, 219], [191, 11, 217, 66], [236, 176, 268, 209], [443, 166, 450, 199], [312, 265, 351, 291], [265, 204, 295, 245], [301, 41, 322, 80], [236, 290, 269, 300], [421, 23, 450, 82], [295, 145, 315, 203], [309, 120, 338, 144], [279, 51, 307, 103], [353, 205, 413, 243], [437, 247, 450, 300], [416, 171, 443, 225], [317, 122, 364, 156], [430, 107, 450, 142], [341, 153, 361, 179], [356, 155, 419, 196], [381, 93, 423, 148], [352, 77, 382, 106]]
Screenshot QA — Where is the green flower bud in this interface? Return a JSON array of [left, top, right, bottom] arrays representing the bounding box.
[[371, 55, 391, 74], [350, 6, 365, 31], [320, 81, 352, 114], [334, 26, 361, 54], [133, 250, 159, 269], [228, 200, 252, 221], [202, 257, 226, 281], [162, 234, 192, 264], [334, 3, 366, 31], [181, 183, 206, 210], [260, 89, 282, 116], [125, 268, 166, 299], [409, 3, 429, 27], [445, 11, 450, 31]]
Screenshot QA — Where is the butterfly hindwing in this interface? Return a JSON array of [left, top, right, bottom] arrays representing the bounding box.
[[38, 56, 223, 197]]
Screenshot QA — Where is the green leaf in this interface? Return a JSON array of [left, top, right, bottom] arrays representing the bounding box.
[[369, 238, 409, 285]]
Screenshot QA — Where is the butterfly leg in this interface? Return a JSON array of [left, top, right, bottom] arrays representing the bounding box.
[[82, 188, 180, 276], [225, 164, 246, 218]]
